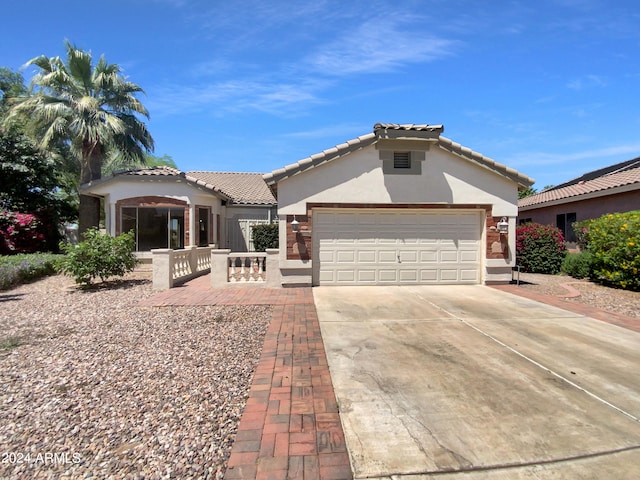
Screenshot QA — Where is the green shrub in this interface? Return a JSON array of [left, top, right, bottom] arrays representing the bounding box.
[[561, 251, 593, 279], [0, 253, 60, 290], [251, 223, 279, 252], [575, 211, 640, 290], [58, 228, 138, 286], [516, 223, 567, 274]]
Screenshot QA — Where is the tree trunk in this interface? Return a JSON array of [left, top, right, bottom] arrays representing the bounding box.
[[78, 194, 101, 238], [78, 141, 104, 236]]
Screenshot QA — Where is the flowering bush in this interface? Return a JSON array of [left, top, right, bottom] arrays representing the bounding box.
[[516, 223, 567, 274], [0, 211, 46, 255], [575, 211, 640, 290]]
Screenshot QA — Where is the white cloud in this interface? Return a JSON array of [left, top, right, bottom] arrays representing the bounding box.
[[306, 16, 458, 75], [567, 74, 607, 90], [147, 78, 327, 118]]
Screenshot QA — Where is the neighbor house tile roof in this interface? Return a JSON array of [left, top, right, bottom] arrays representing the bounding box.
[[187, 171, 276, 205], [96, 166, 276, 205], [263, 123, 535, 188], [518, 158, 640, 209]]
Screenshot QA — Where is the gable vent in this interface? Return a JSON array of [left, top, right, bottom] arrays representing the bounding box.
[[393, 152, 411, 169]]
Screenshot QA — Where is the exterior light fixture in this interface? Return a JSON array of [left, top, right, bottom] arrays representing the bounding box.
[[291, 216, 299, 233], [497, 217, 509, 235]]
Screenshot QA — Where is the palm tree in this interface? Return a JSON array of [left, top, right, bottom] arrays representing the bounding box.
[[6, 41, 154, 234]]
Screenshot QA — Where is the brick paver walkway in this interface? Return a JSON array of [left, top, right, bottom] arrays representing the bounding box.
[[140, 274, 638, 480], [140, 274, 353, 480]]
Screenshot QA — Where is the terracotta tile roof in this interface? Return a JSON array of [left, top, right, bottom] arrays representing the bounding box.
[[263, 123, 534, 188], [518, 159, 640, 209], [187, 171, 276, 205], [108, 167, 276, 205]]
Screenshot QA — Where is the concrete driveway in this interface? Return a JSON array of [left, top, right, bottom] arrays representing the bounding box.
[[314, 285, 640, 479]]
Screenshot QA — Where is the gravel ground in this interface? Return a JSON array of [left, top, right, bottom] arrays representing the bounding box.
[[1, 269, 637, 479], [515, 272, 639, 318], [0, 270, 271, 480]]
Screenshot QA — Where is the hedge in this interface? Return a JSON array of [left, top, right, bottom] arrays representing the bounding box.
[[251, 223, 279, 252]]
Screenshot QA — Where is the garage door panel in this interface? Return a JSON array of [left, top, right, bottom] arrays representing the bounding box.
[[399, 270, 418, 282], [336, 270, 356, 282], [379, 250, 398, 263], [357, 270, 377, 282], [420, 251, 438, 263], [399, 250, 418, 262], [461, 269, 480, 281], [358, 250, 376, 262], [440, 269, 459, 281], [315, 210, 481, 285], [379, 270, 399, 282], [336, 213, 357, 225], [319, 250, 335, 263], [460, 250, 479, 262], [420, 269, 439, 282], [319, 270, 335, 282], [336, 251, 355, 263], [440, 251, 459, 262]]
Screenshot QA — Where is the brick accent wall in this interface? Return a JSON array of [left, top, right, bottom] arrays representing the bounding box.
[[286, 215, 311, 261], [485, 212, 509, 260]]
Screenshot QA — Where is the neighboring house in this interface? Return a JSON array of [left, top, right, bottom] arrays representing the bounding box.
[[518, 158, 640, 247], [263, 123, 534, 286], [80, 167, 277, 253]]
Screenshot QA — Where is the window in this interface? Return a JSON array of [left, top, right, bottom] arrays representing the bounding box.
[[393, 151, 411, 169], [556, 212, 577, 243], [121, 207, 185, 251]]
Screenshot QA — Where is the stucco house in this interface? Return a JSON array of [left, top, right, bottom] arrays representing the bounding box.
[[518, 157, 640, 247], [264, 123, 534, 286], [80, 167, 277, 254], [82, 123, 534, 286]]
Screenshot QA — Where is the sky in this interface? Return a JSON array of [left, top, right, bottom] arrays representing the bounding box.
[[2, 0, 640, 190]]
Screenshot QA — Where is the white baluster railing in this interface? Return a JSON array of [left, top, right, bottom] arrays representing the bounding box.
[[228, 253, 266, 283], [172, 249, 192, 279], [152, 245, 213, 290], [154, 247, 281, 290]]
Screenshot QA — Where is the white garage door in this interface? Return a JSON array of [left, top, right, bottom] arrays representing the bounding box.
[[314, 209, 481, 285]]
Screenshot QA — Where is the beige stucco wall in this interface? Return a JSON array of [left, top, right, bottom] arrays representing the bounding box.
[[277, 144, 518, 217], [275, 142, 521, 286], [83, 178, 224, 247]]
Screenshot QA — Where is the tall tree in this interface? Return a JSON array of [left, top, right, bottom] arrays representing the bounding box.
[[0, 67, 27, 114], [5, 41, 154, 234]]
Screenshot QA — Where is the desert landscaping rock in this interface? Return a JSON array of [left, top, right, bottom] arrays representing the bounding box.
[[0, 272, 270, 479], [517, 272, 639, 318]]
